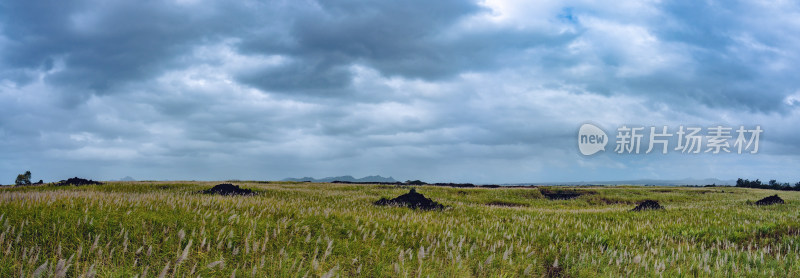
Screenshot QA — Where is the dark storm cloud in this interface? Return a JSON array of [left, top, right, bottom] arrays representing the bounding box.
[[0, 0, 255, 102], [236, 0, 577, 95], [1, 0, 799, 183], [1, 0, 796, 111], [634, 1, 799, 113], [563, 0, 800, 113]]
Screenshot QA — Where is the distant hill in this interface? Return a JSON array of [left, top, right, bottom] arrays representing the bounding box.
[[507, 178, 735, 186], [112, 176, 136, 182], [282, 175, 398, 183]]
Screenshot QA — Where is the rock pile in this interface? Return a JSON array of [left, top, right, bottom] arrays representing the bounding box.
[[754, 195, 784, 206], [540, 188, 592, 200], [202, 184, 254, 196], [631, 200, 664, 211], [374, 188, 444, 210]]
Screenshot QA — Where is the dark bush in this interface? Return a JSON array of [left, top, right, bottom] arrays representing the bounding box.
[[737, 178, 797, 191], [15, 171, 32, 186], [55, 177, 103, 186]]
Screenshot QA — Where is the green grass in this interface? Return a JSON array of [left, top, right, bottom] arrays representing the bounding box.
[[1, 182, 799, 277]]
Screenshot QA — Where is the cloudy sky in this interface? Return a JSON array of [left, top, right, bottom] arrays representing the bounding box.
[[1, 0, 799, 184]]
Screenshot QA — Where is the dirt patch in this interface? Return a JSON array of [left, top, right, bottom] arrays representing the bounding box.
[[485, 201, 527, 207], [54, 177, 103, 186], [754, 195, 784, 206], [539, 188, 594, 200], [374, 188, 444, 210], [202, 184, 255, 196], [631, 200, 664, 211]]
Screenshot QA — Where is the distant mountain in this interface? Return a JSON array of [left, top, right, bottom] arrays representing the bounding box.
[[113, 176, 136, 182], [282, 175, 398, 183], [507, 178, 735, 186]]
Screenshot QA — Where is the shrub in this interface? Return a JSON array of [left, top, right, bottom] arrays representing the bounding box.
[[15, 171, 32, 186]]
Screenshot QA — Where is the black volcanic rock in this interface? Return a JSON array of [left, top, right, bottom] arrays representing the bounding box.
[[374, 188, 444, 210], [631, 200, 664, 211], [754, 195, 784, 206], [540, 188, 592, 200], [202, 184, 254, 196]]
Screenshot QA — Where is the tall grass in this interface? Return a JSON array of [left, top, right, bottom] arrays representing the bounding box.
[[0, 182, 798, 277]]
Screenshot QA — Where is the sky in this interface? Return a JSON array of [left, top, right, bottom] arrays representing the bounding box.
[[1, 0, 799, 184]]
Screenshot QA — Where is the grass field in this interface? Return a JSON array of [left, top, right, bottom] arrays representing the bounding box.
[[1, 182, 799, 277]]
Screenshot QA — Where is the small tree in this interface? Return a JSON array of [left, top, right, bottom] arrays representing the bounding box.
[[768, 179, 779, 189], [15, 171, 32, 186]]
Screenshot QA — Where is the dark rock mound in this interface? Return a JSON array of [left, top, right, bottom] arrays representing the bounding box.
[[755, 195, 784, 206], [55, 177, 103, 186], [374, 188, 444, 210], [432, 182, 475, 188], [540, 188, 592, 200], [543, 192, 582, 200], [203, 184, 254, 196], [631, 200, 664, 211]]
